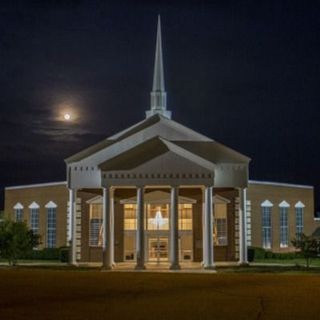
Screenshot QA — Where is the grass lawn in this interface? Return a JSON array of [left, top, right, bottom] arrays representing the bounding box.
[[0, 268, 320, 320], [254, 258, 320, 267]]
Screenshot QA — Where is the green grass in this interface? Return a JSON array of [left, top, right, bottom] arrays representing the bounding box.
[[0, 259, 62, 264], [254, 258, 320, 267], [0, 269, 320, 320]]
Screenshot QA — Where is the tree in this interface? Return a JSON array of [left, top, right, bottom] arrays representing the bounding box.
[[292, 234, 320, 269], [0, 218, 40, 266]]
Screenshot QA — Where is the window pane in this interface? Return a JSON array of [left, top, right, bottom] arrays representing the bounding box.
[[147, 204, 169, 230], [262, 206, 272, 249], [30, 208, 39, 234], [124, 204, 137, 230], [295, 207, 304, 240], [179, 204, 192, 230], [280, 207, 288, 248], [89, 204, 103, 246], [15, 209, 23, 222], [47, 208, 56, 248], [214, 204, 228, 246]]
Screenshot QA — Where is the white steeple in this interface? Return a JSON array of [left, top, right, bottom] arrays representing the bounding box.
[[146, 15, 172, 119]]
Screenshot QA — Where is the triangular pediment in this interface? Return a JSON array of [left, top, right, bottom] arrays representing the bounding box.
[[65, 114, 213, 165], [98, 136, 215, 173]]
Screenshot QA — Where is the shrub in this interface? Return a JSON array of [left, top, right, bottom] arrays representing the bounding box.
[[59, 247, 69, 263], [19, 248, 61, 260], [0, 219, 40, 265], [247, 247, 266, 261], [265, 251, 273, 259]]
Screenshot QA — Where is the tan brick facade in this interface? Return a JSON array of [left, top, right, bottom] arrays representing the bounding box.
[[4, 183, 69, 249], [4, 181, 319, 260], [247, 182, 319, 252]]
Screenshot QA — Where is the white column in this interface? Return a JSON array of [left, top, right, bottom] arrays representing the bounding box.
[[69, 188, 77, 265], [203, 186, 215, 269], [102, 186, 112, 269], [68, 189, 73, 243], [135, 186, 145, 270], [170, 186, 180, 270], [239, 187, 248, 265], [110, 189, 115, 266]]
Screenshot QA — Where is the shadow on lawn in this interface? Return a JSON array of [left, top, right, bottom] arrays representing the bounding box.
[[1, 264, 320, 274]]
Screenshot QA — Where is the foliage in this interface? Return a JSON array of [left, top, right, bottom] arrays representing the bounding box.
[[19, 248, 61, 260], [292, 234, 320, 269], [0, 218, 40, 266], [248, 247, 303, 262], [59, 247, 70, 263], [248, 247, 266, 261]]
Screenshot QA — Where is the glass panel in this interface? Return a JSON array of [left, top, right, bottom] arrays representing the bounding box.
[[262, 206, 272, 249], [30, 208, 39, 234], [296, 207, 304, 239], [214, 204, 228, 246], [148, 237, 168, 261], [147, 204, 169, 230], [280, 207, 288, 247], [89, 204, 103, 246], [124, 204, 137, 230], [47, 208, 56, 248], [15, 209, 23, 222], [179, 204, 192, 230]]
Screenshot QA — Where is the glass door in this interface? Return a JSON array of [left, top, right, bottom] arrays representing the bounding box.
[[148, 237, 169, 262]]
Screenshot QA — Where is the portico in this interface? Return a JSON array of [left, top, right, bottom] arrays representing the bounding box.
[[65, 16, 250, 270]]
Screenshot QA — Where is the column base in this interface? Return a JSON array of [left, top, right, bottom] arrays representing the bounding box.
[[203, 264, 216, 271], [101, 265, 113, 271], [169, 263, 181, 270], [70, 262, 79, 267], [238, 261, 250, 267], [135, 263, 146, 270]]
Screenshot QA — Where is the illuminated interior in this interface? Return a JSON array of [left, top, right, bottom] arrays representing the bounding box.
[[88, 200, 228, 261]]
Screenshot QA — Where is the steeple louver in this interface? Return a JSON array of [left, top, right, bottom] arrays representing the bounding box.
[[146, 15, 172, 119]]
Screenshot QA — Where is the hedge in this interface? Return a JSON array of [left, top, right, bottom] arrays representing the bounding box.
[[248, 247, 303, 261], [18, 247, 69, 262]]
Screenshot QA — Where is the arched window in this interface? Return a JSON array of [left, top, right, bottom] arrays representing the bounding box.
[[261, 200, 273, 249], [45, 201, 57, 248], [29, 202, 40, 234], [279, 201, 290, 248], [295, 201, 305, 240], [13, 203, 24, 222]]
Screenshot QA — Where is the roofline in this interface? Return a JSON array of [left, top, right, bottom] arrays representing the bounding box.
[[4, 179, 313, 190], [249, 180, 313, 189], [5, 181, 67, 190]]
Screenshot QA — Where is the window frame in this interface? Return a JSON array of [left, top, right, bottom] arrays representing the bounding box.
[[261, 201, 273, 249]]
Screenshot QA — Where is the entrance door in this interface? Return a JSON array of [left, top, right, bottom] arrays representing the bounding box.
[[148, 237, 169, 261]]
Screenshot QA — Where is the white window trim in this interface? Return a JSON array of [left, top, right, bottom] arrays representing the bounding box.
[[13, 202, 24, 210], [279, 200, 290, 208], [29, 201, 40, 209], [261, 200, 273, 207], [45, 201, 58, 208], [295, 201, 305, 208]]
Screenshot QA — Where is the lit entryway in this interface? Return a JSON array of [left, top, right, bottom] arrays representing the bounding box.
[[148, 237, 169, 262]]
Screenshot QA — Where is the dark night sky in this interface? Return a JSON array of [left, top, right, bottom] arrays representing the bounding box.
[[0, 0, 320, 210]]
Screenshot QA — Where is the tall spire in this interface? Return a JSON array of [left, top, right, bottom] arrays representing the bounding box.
[[146, 15, 172, 119]]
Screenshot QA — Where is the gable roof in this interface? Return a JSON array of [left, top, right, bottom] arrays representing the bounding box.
[[65, 114, 250, 166], [98, 136, 215, 172], [174, 141, 250, 163]]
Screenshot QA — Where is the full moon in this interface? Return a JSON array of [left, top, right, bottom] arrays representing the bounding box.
[[64, 113, 71, 121]]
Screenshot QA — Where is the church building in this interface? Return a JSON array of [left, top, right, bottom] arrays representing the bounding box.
[[4, 17, 319, 270]]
